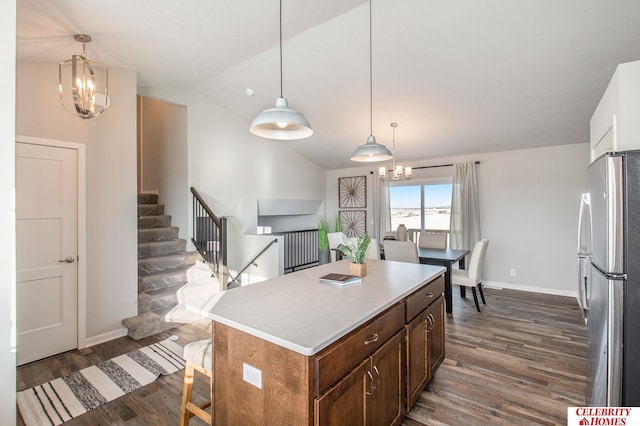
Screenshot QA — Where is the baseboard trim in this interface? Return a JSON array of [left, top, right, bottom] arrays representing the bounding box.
[[482, 280, 577, 298], [80, 327, 129, 349]]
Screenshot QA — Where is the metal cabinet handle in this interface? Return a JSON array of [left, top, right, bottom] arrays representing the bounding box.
[[426, 314, 434, 332], [366, 370, 375, 396], [364, 333, 379, 345], [425, 292, 434, 298], [59, 256, 75, 264], [373, 365, 380, 392]]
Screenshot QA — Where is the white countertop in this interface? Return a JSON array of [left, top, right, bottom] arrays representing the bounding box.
[[187, 259, 445, 356]]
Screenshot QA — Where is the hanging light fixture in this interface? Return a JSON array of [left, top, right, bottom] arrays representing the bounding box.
[[350, 0, 392, 163], [379, 122, 412, 180], [59, 34, 110, 120], [250, 0, 313, 140]]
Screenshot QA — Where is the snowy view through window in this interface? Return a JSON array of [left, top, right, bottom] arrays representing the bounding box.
[[389, 183, 453, 232]]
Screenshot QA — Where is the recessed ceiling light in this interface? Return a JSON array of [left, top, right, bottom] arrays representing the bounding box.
[[245, 88, 255, 97]]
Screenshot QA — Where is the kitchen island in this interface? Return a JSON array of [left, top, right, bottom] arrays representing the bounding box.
[[187, 259, 446, 425]]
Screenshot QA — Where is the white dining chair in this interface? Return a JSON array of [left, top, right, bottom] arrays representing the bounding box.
[[418, 232, 447, 249], [364, 238, 380, 260], [451, 239, 489, 312], [327, 232, 349, 262], [383, 241, 419, 264]]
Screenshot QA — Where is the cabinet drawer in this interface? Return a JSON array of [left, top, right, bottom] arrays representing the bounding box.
[[405, 275, 444, 322], [315, 303, 404, 396]]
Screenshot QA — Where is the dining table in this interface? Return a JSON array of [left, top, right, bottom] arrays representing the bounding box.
[[417, 247, 470, 314]]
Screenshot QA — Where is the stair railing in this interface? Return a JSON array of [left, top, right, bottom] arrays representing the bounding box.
[[191, 187, 228, 289], [228, 238, 279, 287]]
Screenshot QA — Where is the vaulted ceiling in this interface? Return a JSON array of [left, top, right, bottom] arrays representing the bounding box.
[[16, 0, 640, 169]]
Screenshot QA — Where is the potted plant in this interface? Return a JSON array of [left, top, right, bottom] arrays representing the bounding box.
[[318, 217, 331, 265], [337, 233, 371, 277]]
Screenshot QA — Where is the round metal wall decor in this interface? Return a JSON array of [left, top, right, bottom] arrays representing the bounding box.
[[338, 176, 366, 208]]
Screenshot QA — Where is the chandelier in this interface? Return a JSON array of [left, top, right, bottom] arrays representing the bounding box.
[[59, 34, 110, 120], [379, 123, 412, 180]]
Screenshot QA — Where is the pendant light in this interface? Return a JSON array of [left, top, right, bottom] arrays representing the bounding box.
[[59, 34, 110, 120], [250, 0, 313, 140], [350, 0, 392, 162]]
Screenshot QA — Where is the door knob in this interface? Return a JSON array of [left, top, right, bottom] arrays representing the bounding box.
[[59, 256, 75, 263]]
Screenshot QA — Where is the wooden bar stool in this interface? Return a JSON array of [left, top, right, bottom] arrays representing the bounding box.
[[180, 339, 213, 425]]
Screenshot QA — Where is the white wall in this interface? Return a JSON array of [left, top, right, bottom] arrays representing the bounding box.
[[327, 143, 589, 296], [138, 86, 327, 278], [16, 61, 138, 345], [139, 96, 189, 239], [0, 1, 16, 422]]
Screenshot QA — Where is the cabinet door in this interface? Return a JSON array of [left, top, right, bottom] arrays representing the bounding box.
[[368, 331, 404, 426], [405, 309, 429, 411], [427, 296, 445, 374], [315, 359, 369, 426]]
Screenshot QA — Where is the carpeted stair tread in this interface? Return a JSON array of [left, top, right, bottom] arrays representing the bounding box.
[[138, 265, 191, 292], [137, 239, 187, 257], [138, 203, 165, 217], [144, 282, 185, 312], [138, 226, 179, 243], [138, 215, 172, 228], [154, 304, 207, 324], [137, 193, 158, 204], [122, 312, 177, 340], [138, 251, 200, 274]]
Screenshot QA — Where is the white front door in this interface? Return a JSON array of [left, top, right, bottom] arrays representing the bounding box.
[[16, 142, 78, 366]]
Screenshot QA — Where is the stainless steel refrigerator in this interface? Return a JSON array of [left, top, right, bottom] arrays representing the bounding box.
[[578, 150, 640, 406]]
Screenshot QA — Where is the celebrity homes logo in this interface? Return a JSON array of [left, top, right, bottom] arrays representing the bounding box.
[[568, 407, 640, 425]]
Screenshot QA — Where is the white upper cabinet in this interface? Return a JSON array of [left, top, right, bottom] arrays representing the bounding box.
[[590, 60, 640, 163]]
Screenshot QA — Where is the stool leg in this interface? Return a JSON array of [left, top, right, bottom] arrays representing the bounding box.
[[180, 362, 196, 426]]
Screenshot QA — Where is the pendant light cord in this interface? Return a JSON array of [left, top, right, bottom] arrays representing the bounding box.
[[279, 0, 284, 98], [369, 0, 373, 136]]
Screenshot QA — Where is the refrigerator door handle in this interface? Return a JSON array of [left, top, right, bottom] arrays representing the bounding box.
[[582, 275, 589, 318], [578, 193, 592, 256], [606, 155, 624, 273]]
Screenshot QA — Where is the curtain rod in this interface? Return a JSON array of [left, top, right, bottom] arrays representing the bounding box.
[[411, 160, 480, 171]]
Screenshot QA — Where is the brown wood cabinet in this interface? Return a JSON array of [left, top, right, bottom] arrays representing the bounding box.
[[404, 275, 445, 411], [426, 296, 445, 374], [315, 331, 404, 426]]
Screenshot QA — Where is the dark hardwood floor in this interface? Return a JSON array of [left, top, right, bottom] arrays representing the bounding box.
[[17, 287, 587, 425]]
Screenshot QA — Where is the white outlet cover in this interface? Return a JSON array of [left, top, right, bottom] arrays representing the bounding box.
[[243, 362, 262, 389]]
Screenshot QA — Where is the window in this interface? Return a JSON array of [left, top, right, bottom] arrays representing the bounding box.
[[389, 178, 453, 232]]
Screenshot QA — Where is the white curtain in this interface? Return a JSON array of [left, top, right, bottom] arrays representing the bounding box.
[[374, 177, 391, 242], [449, 162, 481, 251]]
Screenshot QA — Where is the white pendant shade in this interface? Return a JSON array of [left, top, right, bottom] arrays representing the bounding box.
[[350, 0, 392, 163], [350, 135, 393, 162], [250, 0, 312, 140], [250, 97, 313, 140]]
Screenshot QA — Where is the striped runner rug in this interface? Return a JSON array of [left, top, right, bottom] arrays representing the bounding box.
[[17, 336, 185, 426]]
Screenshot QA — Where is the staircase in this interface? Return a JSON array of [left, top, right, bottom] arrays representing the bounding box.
[[122, 193, 215, 340]]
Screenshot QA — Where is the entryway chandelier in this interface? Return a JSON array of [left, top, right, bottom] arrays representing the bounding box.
[[350, 0, 393, 162], [379, 123, 412, 180], [250, 0, 313, 140], [59, 34, 110, 120]]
